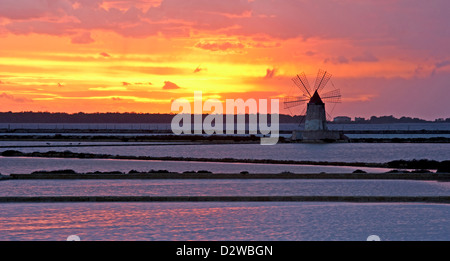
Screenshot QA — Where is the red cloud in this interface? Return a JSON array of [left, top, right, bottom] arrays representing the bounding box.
[[5, 20, 73, 36], [99, 52, 111, 57], [195, 41, 244, 51], [0, 0, 69, 20], [0, 0, 449, 57], [0, 92, 32, 103], [162, 81, 181, 90], [71, 32, 95, 44]]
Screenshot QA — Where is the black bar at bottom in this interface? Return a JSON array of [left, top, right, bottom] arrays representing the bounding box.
[[0, 241, 446, 260]]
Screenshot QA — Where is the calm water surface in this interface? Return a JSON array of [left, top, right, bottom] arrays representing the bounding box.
[[1, 125, 449, 241], [1, 179, 449, 197], [0, 156, 393, 175], [0, 202, 448, 241], [2, 142, 449, 163]]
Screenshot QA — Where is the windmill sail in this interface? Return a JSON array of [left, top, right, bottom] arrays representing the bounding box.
[[284, 69, 348, 142], [284, 69, 341, 116], [283, 96, 309, 109], [292, 72, 312, 98], [314, 69, 332, 93], [320, 89, 341, 103]]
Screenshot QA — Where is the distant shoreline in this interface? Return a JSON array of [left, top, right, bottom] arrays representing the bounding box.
[[1, 132, 450, 143], [5, 172, 450, 181], [1, 112, 448, 124]]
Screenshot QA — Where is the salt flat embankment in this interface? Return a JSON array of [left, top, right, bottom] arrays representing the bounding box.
[[7, 172, 450, 180]]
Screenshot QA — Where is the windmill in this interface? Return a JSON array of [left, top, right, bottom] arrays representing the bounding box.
[[284, 69, 347, 142]]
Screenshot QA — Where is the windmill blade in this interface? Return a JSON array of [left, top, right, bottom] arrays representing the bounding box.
[[283, 96, 309, 109], [297, 72, 313, 97], [283, 96, 308, 109], [292, 72, 312, 98], [321, 89, 341, 103], [291, 106, 307, 127], [314, 69, 332, 93], [326, 102, 338, 122], [291, 72, 312, 98], [326, 111, 333, 122]]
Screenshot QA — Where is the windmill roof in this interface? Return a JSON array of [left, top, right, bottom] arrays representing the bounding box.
[[309, 90, 324, 105]]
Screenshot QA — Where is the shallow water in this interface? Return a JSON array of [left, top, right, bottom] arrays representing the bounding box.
[[2, 142, 449, 163], [0, 156, 393, 175], [1, 124, 448, 242], [0, 202, 448, 241], [1, 179, 449, 197]]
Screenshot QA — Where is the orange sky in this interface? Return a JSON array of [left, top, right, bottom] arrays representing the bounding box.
[[1, 0, 449, 120]]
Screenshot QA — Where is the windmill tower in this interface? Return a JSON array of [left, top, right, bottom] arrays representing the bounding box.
[[284, 69, 348, 142]]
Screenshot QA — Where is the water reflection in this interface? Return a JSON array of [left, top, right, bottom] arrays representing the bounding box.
[[0, 202, 449, 241], [2, 142, 448, 163], [0, 156, 391, 175], [1, 179, 449, 197]]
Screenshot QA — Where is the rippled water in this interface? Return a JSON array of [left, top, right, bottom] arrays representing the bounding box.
[[1, 179, 449, 197], [1, 130, 449, 241], [0, 202, 449, 241], [2, 142, 449, 163], [0, 156, 393, 175]]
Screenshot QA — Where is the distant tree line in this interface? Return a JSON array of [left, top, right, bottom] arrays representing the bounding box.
[[352, 115, 448, 124], [0, 111, 304, 124], [0, 112, 447, 124], [0, 112, 174, 123]]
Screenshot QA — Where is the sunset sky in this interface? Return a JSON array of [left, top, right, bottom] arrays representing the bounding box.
[[0, 0, 449, 120]]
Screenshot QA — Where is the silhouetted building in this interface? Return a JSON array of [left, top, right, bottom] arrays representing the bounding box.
[[333, 116, 351, 123]]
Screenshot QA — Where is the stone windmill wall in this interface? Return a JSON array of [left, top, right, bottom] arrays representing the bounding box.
[[292, 91, 347, 142], [304, 91, 328, 131]]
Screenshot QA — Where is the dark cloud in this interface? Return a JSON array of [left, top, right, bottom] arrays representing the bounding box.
[[1, 0, 449, 55], [0, 0, 69, 20], [431, 60, 450, 76], [324, 56, 349, 64], [304, 51, 316, 57], [122, 81, 153, 85], [435, 60, 450, 69], [162, 81, 181, 90], [264, 68, 277, 79], [194, 65, 205, 73], [352, 52, 379, 62]]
